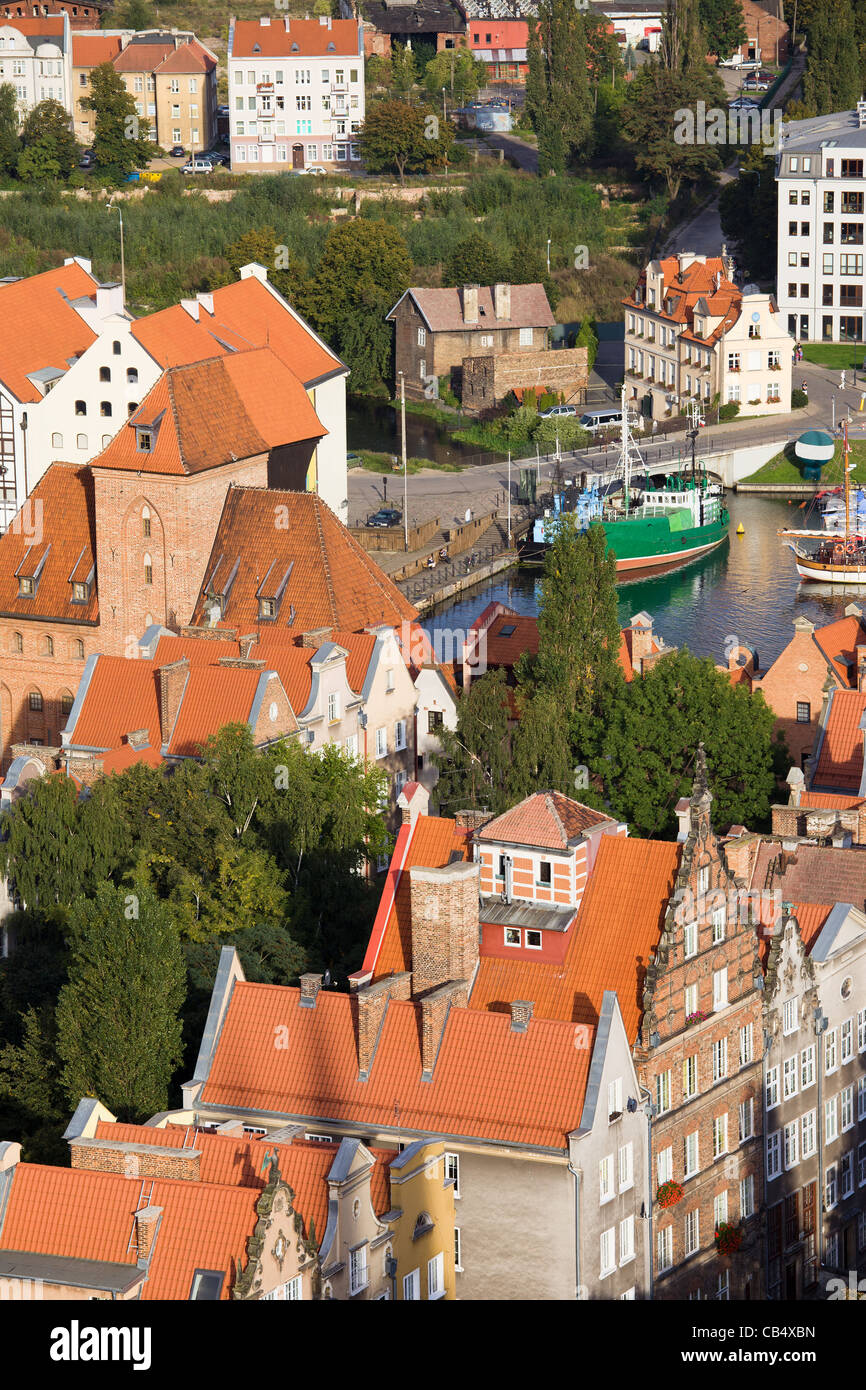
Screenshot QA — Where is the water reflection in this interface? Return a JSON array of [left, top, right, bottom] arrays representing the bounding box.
[[422, 492, 866, 667]]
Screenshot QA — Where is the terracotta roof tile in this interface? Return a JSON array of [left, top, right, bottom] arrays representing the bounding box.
[[201, 985, 593, 1151], [814, 689, 866, 792], [813, 613, 866, 687], [65, 655, 158, 752], [798, 791, 866, 810], [750, 840, 866, 913], [477, 791, 615, 849], [154, 39, 216, 74], [167, 666, 276, 756], [192, 486, 417, 634], [231, 17, 361, 58], [72, 34, 124, 65], [153, 635, 242, 667], [0, 261, 99, 403], [0, 464, 97, 623], [470, 834, 680, 1041], [364, 815, 471, 980]]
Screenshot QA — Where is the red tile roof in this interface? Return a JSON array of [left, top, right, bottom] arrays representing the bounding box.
[[623, 257, 742, 345], [799, 791, 866, 810], [477, 791, 615, 849], [750, 840, 866, 913], [813, 613, 866, 686], [814, 689, 866, 792], [192, 486, 417, 634], [231, 17, 361, 58], [1, 17, 63, 36], [0, 261, 99, 403], [0, 1163, 260, 1300], [65, 656, 158, 752], [92, 349, 325, 476], [201, 983, 594, 1151], [155, 39, 216, 74], [132, 274, 343, 387], [469, 834, 681, 1041], [0, 464, 97, 624], [393, 284, 554, 334], [363, 815, 471, 981], [251, 629, 378, 714], [153, 634, 242, 667], [72, 33, 124, 65]]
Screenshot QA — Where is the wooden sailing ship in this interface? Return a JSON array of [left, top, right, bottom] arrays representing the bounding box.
[[781, 422, 866, 583]]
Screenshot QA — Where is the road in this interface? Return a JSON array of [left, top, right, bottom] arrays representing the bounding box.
[[481, 131, 538, 173]]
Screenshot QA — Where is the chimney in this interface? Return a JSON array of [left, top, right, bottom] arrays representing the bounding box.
[[493, 282, 511, 320], [675, 796, 691, 843], [462, 284, 479, 324], [239, 633, 258, 659], [629, 612, 654, 670], [134, 1206, 163, 1262], [420, 980, 467, 1077], [786, 765, 805, 807], [398, 780, 429, 826], [156, 658, 189, 747], [510, 1000, 533, 1032], [96, 283, 125, 317], [454, 808, 493, 830], [301, 627, 333, 648], [299, 973, 323, 1008], [260, 13, 270, 23], [217, 656, 266, 669], [284, 15, 290, 31], [126, 728, 149, 749], [355, 973, 412, 1079], [409, 861, 480, 996]]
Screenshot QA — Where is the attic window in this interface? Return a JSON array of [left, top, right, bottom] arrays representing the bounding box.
[[291, 41, 298, 50], [499, 623, 516, 637], [253, 42, 261, 52], [136, 428, 153, 452], [18, 576, 34, 597], [327, 40, 335, 49], [189, 1270, 225, 1300], [259, 597, 277, 619], [71, 581, 89, 603]]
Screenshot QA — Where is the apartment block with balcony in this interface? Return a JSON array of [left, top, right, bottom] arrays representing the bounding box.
[[0, 12, 71, 123], [776, 103, 866, 344], [227, 14, 364, 173], [623, 251, 793, 422]]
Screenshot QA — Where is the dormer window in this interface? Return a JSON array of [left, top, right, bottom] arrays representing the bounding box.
[[71, 580, 89, 602], [18, 576, 33, 597], [136, 428, 153, 452], [259, 597, 277, 619]]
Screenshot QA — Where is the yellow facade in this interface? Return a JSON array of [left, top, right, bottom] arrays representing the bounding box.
[[384, 1141, 456, 1301]]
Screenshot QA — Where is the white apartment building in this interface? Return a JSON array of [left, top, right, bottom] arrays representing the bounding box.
[[227, 14, 364, 173], [0, 12, 72, 122], [776, 103, 866, 345], [623, 252, 793, 421]]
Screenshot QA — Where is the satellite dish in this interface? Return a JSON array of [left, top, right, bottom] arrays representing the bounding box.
[[742, 283, 761, 296]]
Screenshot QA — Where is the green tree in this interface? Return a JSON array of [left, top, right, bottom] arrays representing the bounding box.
[[81, 62, 153, 175], [443, 229, 507, 286], [719, 147, 777, 280], [220, 224, 309, 307], [0, 82, 20, 175], [360, 99, 451, 182], [424, 47, 487, 104], [596, 651, 782, 837], [306, 216, 411, 392], [526, 0, 593, 173], [575, 316, 598, 370], [531, 520, 623, 746], [0, 1006, 67, 1163], [366, 54, 393, 90], [433, 667, 512, 815], [112, 0, 156, 28], [584, 10, 624, 82], [0, 776, 82, 909], [802, 0, 860, 116], [18, 100, 79, 182], [506, 687, 575, 803], [698, 0, 747, 59], [56, 883, 185, 1119], [390, 42, 418, 95], [620, 62, 726, 200]]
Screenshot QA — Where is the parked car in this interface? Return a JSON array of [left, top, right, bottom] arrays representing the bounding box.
[[78, 150, 94, 168], [182, 157, 214, 174], [169, 145, 186, 158], [304, 165, 328, 175], [743, 71, 771, 91], [367, 508, 402, 528], [539, 404, 577, 419], [729, 96, 761, 110]]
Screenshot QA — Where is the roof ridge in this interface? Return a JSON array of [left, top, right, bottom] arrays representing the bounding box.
[[313, 496, 339, 627], [544, 791, 568, 846], [164, 370, 187, 472]]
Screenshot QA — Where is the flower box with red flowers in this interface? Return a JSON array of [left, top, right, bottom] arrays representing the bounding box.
[[656, 1180, 684, 1209], [714, 1222, 743, 1256], [685, 1010, 708, 1027]]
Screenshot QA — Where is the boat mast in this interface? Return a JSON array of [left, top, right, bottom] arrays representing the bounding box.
[[620, 384, 630, 515], [845, 419, 851, 545]]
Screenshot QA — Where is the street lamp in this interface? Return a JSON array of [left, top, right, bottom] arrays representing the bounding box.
[[546, 237, 551, 273], [106, 195, 126, 307], [442, 86, 446, 121]]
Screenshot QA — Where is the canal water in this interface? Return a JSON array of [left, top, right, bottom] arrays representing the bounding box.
[[419, 492, 865, 669], [347, 400, 483, 468]]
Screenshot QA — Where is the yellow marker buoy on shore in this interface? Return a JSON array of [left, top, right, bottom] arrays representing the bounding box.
[[736, 523, 745, 534]]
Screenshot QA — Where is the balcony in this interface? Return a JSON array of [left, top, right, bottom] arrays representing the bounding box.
[[331, 80, 348, 93]]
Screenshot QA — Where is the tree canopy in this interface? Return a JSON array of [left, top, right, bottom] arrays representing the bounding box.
[[526, 0, 593, 174], [81, 62, 153, 175]]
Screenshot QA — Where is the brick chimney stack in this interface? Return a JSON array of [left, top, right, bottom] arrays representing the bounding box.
[[409, 861, 480, 997], [354, 972, 412, 1079], [134, 1205, 163, 1261], [493, 282, 511, 320], [301, 627, 333, 648], [420, 980, 467, 1076], [156, 658, 189, 747], [510, 1000, 534, 1032], [462, 284, 479, 324], [299, 973, 323, 1008]]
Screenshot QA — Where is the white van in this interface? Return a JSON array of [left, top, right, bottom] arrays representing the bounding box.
[[183, 157, 214, 174], [579, 407, 638, 434]]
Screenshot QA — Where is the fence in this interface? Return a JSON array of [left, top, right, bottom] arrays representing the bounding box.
[[405, 542, 512, 602]]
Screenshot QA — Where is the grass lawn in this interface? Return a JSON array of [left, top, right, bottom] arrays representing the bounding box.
[[802, 343, 866, 371], [740, 440, 866, 487], [355, 450, 462, 475]]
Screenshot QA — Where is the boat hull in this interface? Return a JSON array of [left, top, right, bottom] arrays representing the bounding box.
[[604, 514, 730, 573], [795, 557, 866, 584]]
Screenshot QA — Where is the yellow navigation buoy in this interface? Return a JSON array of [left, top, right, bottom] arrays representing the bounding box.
[[736, 523, 745, 534]]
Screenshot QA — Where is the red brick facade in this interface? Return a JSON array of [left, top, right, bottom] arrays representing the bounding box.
[[636, 750, 765, 1300]]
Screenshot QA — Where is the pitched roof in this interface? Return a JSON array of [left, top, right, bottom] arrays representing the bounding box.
[[0, 1163, 260, 1300], [132, 274, 343, 388], [113, 42, 179, 71], [0, 261, 100, 403], [798, 791, 866, 810], [231, 17, 361, 58], [200, 982, 594, 1151], [469, 834, 681, 1041], [72, 33, 124, 66], [155, 39, 216, 73], [813, 689, 866, 792], [0, 464, 97, 624], [623, 256, 742, 345], [392, 284, 554, 334], [812, 612, 866, 686], [92, 349, 325, 476], [750, 840, 866, 914], [477, 791, 615, 849], [252, 629, 378, 714], [363, 815, 472, 981], [191, 486, 417, 634], [0, 17, 64, 38], [474, 608, 643, 684]]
